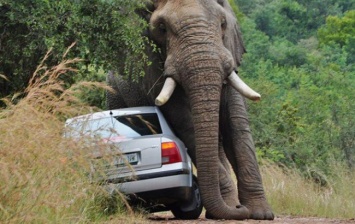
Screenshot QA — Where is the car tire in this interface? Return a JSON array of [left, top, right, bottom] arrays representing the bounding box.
[[171, 176, 203, 220]]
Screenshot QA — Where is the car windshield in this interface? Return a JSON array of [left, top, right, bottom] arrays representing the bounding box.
[[67, 113, 162, 140]]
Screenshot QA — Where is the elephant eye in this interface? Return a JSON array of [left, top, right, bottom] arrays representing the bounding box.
[[159, 23, 166, 32], [217, 0, 224, 6], [221, 18, 227, 29]]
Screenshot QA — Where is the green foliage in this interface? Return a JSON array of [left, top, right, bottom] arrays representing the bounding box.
[[253, 0, 307, 42], [268, 38, 308, 67], [239, 17, 271, 70], [318, 10, 355, 47], [237, 0, 355, 176], [228, 0, 244, 19], [0, 0, 148, 106], [247, 56, 354, 174], [318, 10, 355, 65]]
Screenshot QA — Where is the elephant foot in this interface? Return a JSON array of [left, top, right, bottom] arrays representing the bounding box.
[[244, 200, 274, 220], [205, 205, 249, 220]]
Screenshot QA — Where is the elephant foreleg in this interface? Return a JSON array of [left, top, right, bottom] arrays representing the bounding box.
[[218, 140, 239, 207], [205, 140, 240, 219], [222, 86, 274, 220]]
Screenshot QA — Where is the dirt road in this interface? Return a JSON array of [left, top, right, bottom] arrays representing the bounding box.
[[146, 212, 355, 224]]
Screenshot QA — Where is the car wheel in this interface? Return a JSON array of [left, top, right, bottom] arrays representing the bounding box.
[[171, 176, 203, 220]]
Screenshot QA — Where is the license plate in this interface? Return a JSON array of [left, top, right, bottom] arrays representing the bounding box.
[[114, 153, 138, 166]]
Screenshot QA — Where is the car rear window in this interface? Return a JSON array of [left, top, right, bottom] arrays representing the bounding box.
[[67, 113, 162, 139]]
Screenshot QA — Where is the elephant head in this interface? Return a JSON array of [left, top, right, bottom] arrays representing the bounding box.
[[149, 0, 260, 105]]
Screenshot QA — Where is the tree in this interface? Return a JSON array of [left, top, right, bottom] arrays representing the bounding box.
[[318, 10, 355, 47], [318, 10, 355, 67], [0, 0, 148, 106], [251, 0, 311, 43]]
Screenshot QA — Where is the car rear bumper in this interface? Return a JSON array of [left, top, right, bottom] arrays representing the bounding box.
[[103, 163, 193, 201], [105, 171, 191, 192], [101, 161, 194, 203]]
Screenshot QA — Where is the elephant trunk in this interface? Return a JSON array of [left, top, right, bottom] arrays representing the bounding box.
[[186, 72, 249, 219]]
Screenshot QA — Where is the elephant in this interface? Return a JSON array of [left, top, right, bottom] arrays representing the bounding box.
[[106, 0, 274, 220]]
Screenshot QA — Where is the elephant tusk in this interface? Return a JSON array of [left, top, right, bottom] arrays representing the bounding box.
[[228, 71, 261, 101], [155, 77, 177, 106]]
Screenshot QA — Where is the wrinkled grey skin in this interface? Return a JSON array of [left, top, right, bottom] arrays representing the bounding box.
[[107, 0, 274, 220]]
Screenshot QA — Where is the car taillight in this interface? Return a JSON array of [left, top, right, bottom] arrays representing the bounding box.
[[161, 142, 182, 165]]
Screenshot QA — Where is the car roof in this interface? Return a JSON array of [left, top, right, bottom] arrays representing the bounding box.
[[65, 106, 159, 124]]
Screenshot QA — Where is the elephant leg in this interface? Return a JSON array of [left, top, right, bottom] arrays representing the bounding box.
[[218, 139, 239, 207], [106, 71, 149, 109], [106, 71, 127, 109], [221, 86, 274, 220], [205, 139, 240, 219]]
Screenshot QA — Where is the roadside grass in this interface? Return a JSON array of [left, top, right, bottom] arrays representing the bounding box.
[[0, 51, 146, 223], [261, 161, 355, 219]]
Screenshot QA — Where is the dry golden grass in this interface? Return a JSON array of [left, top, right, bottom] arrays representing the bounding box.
[[0, 49, 143, 223], [261, 161, 355, 219]]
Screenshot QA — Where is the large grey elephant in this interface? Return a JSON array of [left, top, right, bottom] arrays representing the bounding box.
[[106, 0, 274, 220]]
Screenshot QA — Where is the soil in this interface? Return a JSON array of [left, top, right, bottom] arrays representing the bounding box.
[[146, 212, 355, 224]]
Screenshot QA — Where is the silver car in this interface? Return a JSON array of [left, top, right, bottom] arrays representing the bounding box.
[[65, 106, 202, 219]]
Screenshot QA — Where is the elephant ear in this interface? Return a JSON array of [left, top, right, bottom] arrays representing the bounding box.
[[223, 1, 246, 67]]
